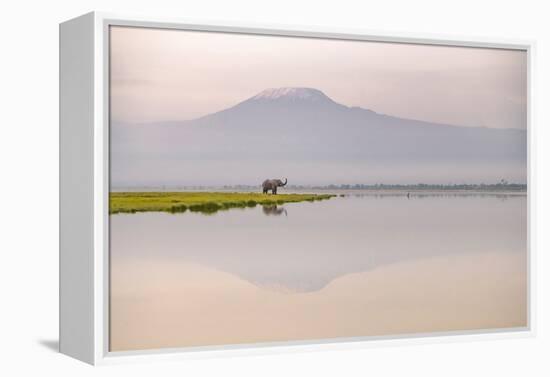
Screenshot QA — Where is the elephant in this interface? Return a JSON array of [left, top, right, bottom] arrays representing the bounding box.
[[262, 178, 287, 194]]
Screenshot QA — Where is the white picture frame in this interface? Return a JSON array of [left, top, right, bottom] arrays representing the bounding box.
[[59, 11, 536, 365]]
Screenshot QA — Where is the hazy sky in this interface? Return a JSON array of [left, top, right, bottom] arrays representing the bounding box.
[[110, 26, 527, 129]]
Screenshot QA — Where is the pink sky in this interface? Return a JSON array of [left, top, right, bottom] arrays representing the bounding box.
[[110, 26, 527, 129]]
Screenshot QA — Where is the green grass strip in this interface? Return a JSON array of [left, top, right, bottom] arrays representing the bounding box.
[[110, 192, 335, 215]]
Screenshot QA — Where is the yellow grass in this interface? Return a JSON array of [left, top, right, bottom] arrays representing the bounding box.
[[110, 192, 335, 214]]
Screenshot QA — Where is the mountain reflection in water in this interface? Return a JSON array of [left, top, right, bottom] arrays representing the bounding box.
[[110, 193, 526, 293]]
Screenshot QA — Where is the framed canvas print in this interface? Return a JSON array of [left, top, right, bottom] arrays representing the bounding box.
[[59, 12, 534, 365]]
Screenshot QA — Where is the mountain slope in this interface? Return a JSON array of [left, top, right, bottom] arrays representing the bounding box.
[[111, 87, 527, 186]]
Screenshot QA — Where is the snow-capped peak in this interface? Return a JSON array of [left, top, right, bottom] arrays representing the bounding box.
[[251, 87, 332, 102]]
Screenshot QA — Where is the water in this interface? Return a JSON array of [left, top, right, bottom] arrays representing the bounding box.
[[109, 193, 527, 351]]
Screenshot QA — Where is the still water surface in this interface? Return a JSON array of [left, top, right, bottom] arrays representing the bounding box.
[[110, 193, 527, 351]]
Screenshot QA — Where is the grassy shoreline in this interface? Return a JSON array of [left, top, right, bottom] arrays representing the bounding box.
[[110, 192, 335, 215]]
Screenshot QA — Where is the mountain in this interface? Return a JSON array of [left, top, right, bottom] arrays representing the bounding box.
[[111, 87, 527, 186]]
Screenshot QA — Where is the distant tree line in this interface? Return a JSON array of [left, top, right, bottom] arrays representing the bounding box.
[[122, 181, 526, 192], [291, 182, 526, 191]]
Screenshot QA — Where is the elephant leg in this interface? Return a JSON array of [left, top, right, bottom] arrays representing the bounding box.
[[273, 187, 277, 195]]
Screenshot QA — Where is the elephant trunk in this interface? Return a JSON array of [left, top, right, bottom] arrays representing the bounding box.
[[282, 178, 287, 186]]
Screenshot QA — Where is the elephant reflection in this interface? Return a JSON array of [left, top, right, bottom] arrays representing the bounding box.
[[262, 205, 287, 216]]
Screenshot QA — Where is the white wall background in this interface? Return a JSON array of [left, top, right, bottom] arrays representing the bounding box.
[[0, 0, 548, 375]]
